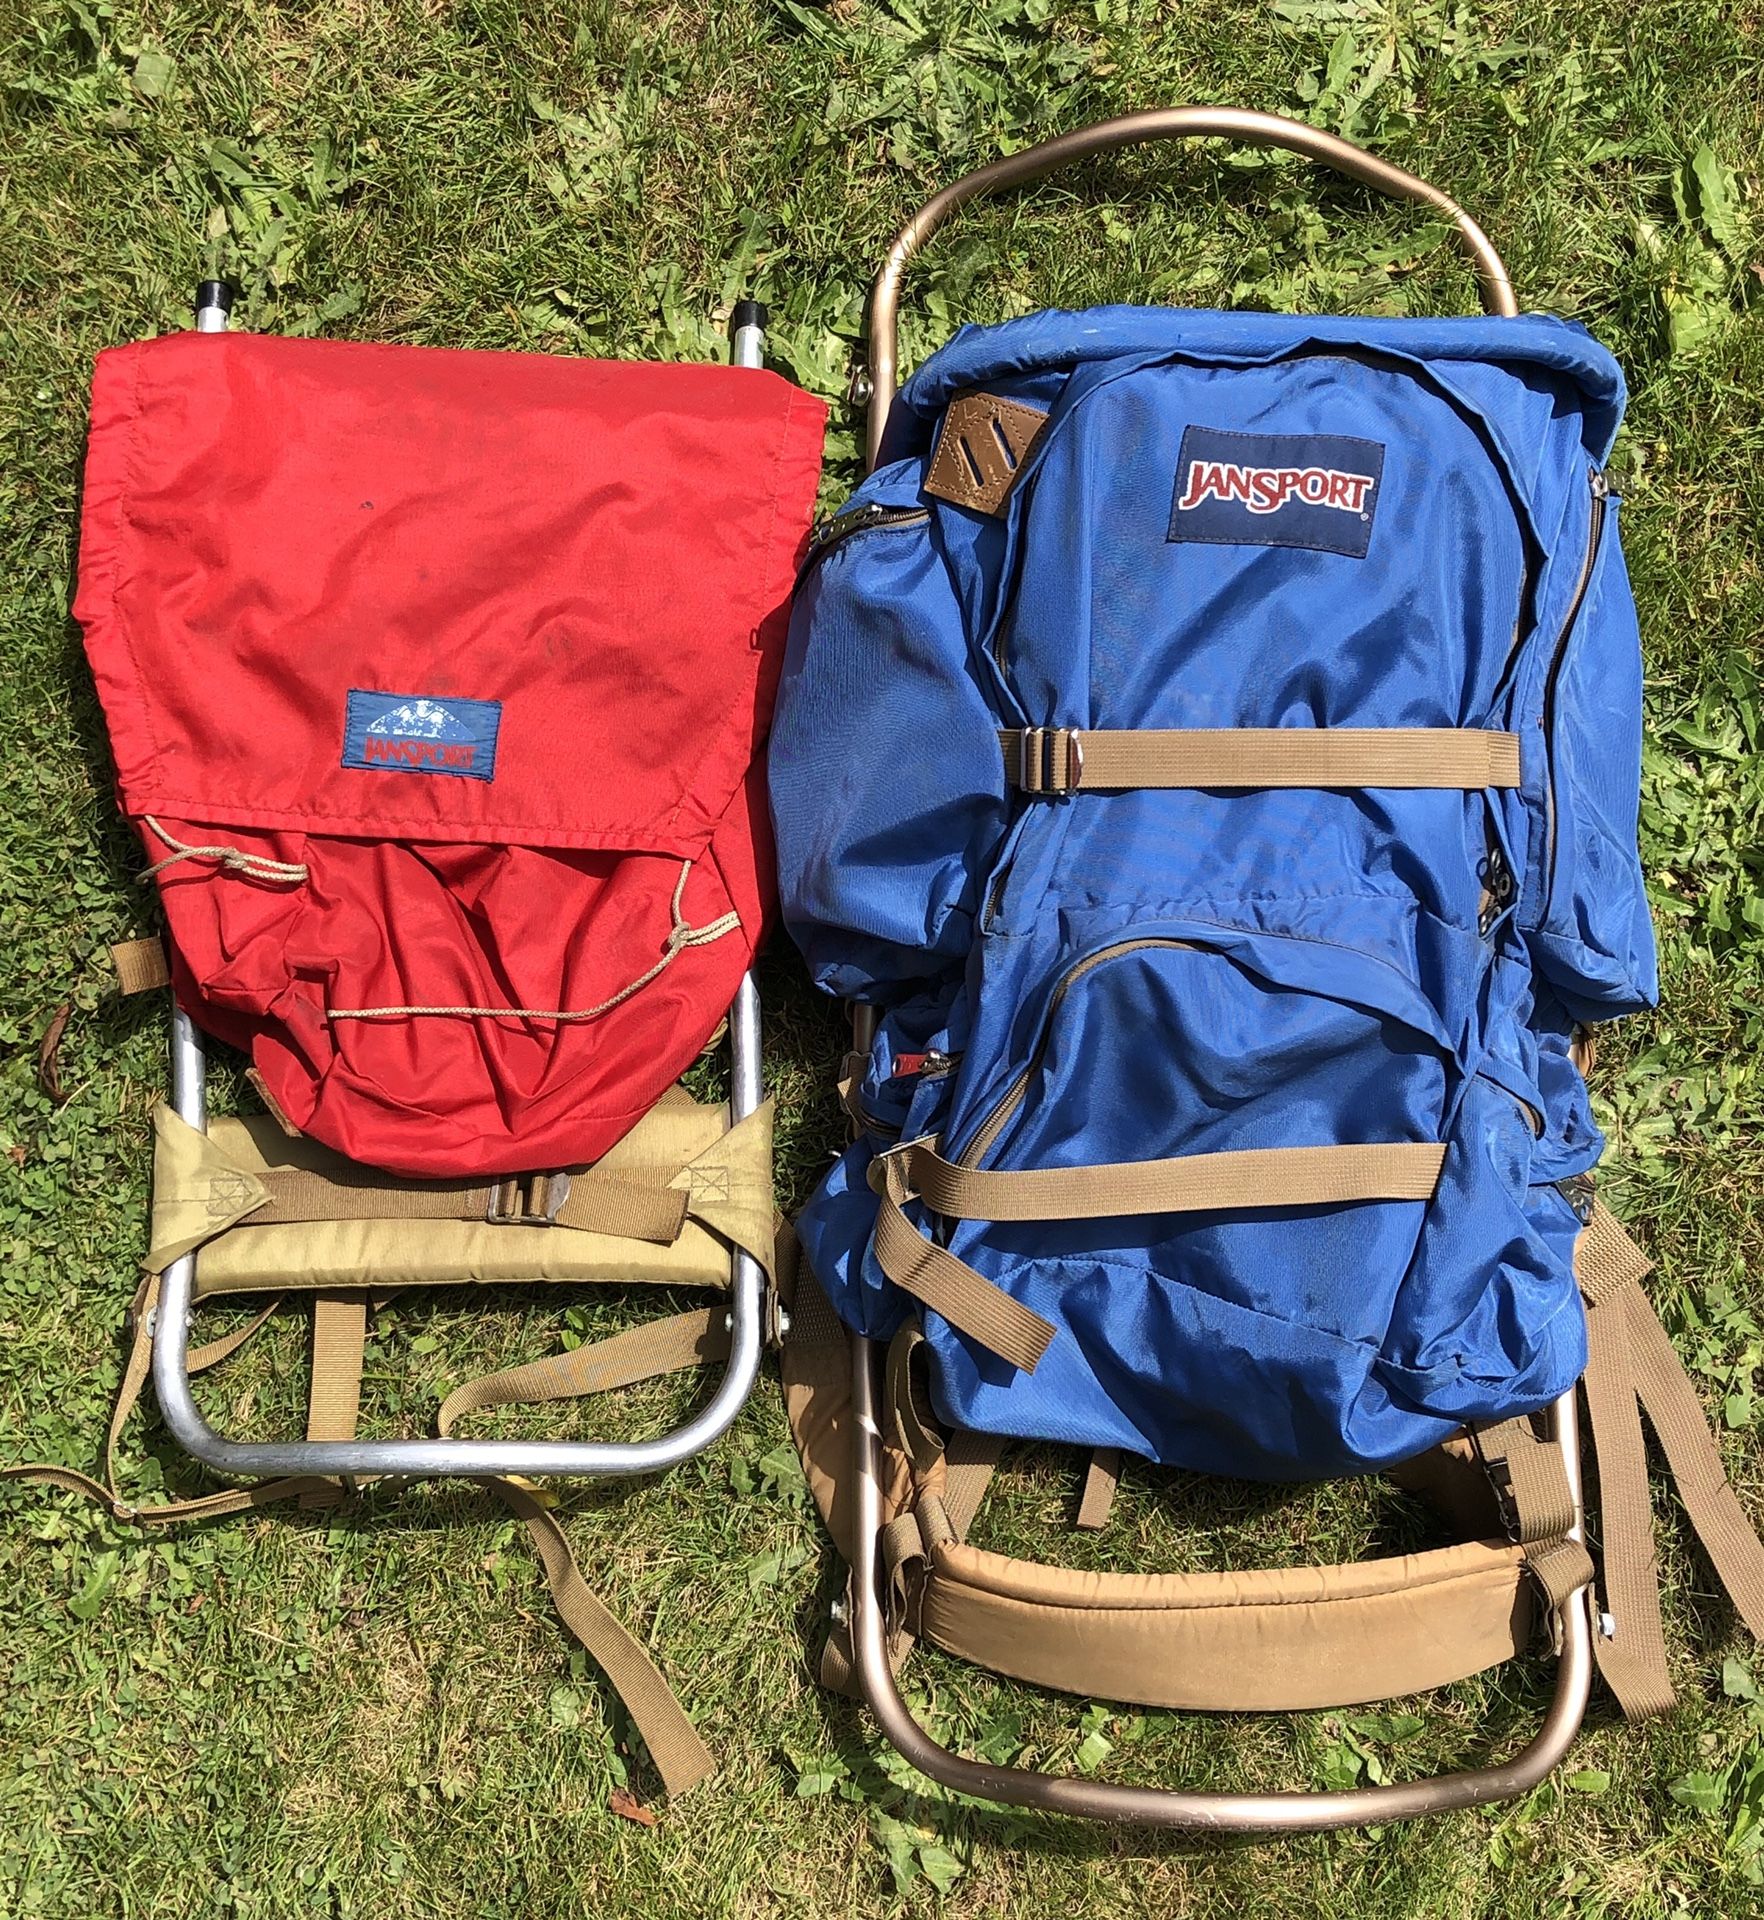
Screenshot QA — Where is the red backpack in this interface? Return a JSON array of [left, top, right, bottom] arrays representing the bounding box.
[[77, 332, 825, 1175]]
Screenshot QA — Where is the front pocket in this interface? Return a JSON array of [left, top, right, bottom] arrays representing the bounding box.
[[914, 922, 1581, 1478]]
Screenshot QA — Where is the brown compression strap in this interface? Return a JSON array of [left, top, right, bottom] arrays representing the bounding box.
[[111, 936, 171, 995], [1076, 1449, 1122, 1531], [1578, 1199, 1764, 1719], [486, 1478, 715, 1797], [0, 1279, 334, 1522], [301, 1290, 370, 1511], [872, 1138, 1445, 1372], [999, 726, 1524, 796], [1581, 1257, 1675, 1717], [1470, 1413, 1593, 1608], [873, 1153, 1056, 1373], [435, 1313, 730, 1797], [905, 1137, 1447, 1223], [436, 1309, 731, 1435], [2, 1284, 718, 1794], [248, 1164, 689, 1243]]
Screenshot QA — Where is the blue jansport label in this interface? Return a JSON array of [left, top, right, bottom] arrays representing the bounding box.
[[342, 690, 501, 781], [1167, 425, 1386, 557]]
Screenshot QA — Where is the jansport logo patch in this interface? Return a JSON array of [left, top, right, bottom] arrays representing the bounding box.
[[1168, 425, 1385, 558], [342, 690, 501, 781]]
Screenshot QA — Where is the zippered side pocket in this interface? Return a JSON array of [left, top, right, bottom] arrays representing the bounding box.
[[770, 470, 1009, 1002], [1521, 469, 1657, 1021]]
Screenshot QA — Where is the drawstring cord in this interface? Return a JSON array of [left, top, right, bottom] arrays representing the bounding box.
[[326, 860, 740, 1024], [141, 816, 310, 885]]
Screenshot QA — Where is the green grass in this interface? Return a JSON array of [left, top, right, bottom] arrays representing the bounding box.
[[3, 0, 1763, 1913]]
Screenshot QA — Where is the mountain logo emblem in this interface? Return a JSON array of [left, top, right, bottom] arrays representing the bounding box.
[[343, 689, 502, 782], [365, 698, 468, 741]]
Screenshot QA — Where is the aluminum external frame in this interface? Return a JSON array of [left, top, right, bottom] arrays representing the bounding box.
[[147, 296, 773, 1484], [840, 114, 1580, 1827], [847, 1333, 1593, 1829], [862, 105, 1519, 465]]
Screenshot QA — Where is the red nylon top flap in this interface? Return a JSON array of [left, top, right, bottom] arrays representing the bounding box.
[[77, 331, 827, 854]]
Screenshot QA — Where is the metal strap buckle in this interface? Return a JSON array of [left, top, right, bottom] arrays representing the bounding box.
[[865, 1132, 937, 1199], [486, 1171, 573, 1226], [1019, 726, 1084, 798]]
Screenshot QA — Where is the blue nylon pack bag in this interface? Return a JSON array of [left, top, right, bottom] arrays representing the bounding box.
[[772, 268, 1655, 1488]]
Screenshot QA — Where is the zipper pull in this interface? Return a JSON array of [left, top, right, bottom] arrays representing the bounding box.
[[1590, 467, 1617, 504], [1478, 842, 1515, 938], [1556, 1172, 1597, 1225], [891, 1049, 956, 1081]]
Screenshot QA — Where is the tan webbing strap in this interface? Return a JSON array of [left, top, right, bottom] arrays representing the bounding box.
[[1472, 1414, 1574, 1542], [999, 726, 1524, 795], [906, 1138, 1447, 1224], [301, 1291, 370, 1511], [486, 1478, 714, 1796], [1581, 1272, 1676, 1718], [942, 1428, 1005, 1542], [1624, 1287, 1764, 1643], [873, 1153, 1055, 1374], [248, 1164, 690, 1244], [111, 936, 171, 995], [1, 1280, 333, 1523], [1471, 1413, 1593, 1607], [3, 1284, 716, 1794], [307, 1293, 369, 1441], [436, 1315, 732, 1796], [837, 1051, 871, 1141], [1577, 1200, 1764, 1719], [437, 1310, 731, 1436], [1076, 1449, 1122, 1531]]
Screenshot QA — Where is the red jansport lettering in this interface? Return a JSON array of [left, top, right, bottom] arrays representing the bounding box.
[[1177, 460, 1376, 516], [363, 737, 476, 770]]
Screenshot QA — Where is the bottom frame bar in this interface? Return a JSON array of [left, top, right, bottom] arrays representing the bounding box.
[[848, 1334, 1592, 1830], [149, 978, 767, 1482]]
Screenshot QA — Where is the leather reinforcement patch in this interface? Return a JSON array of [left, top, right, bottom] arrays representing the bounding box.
[[923, 391, 1050, 516]]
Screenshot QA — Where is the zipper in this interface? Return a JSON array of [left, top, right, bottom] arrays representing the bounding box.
[[798, 503, 929, 578], [955, 926, 1456, 1176], [1485, 1076, 1545, 1138], [1538, 468, 1613, 902], [1477, 837, 1515, 938], [1555, 1171, 1596, 1225], [856, 1048, 959, 1139], [958, 938, 1199, 1169]]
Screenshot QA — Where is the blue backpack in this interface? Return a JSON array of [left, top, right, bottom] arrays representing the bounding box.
[[774, 296, 1652, 1481], [768, 114, 1764, 1826]]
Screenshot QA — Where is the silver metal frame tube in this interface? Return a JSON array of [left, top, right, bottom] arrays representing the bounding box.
[[152, 985, 765, 1479], [848, 1334, 1592, 1829]]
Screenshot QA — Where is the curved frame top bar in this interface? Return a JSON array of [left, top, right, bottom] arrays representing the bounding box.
[[865, 106, 1518, 465]]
